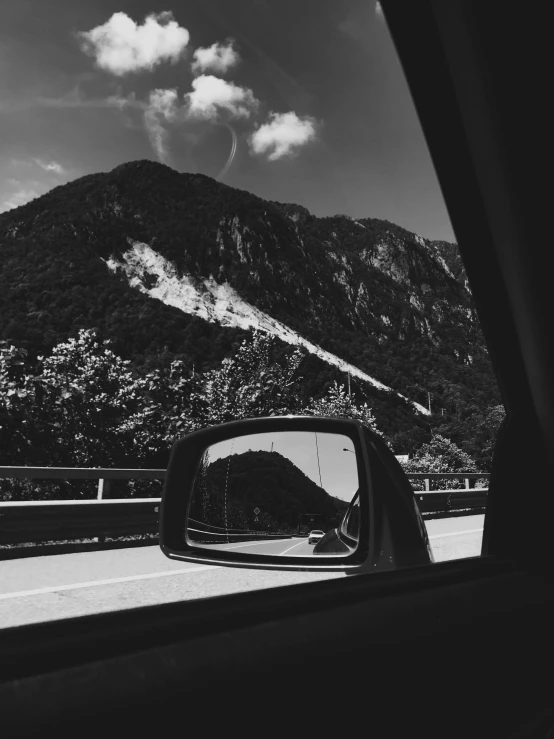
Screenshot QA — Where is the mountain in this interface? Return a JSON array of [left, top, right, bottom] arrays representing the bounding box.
[[0, 159, 500, 459], [190, 450, 349, 533]]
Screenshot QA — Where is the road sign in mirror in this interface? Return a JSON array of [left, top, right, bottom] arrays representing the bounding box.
[[185, 430, 360, 558]]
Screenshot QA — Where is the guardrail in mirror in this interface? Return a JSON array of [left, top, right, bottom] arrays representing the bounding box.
[[188, 518, 293, 544]]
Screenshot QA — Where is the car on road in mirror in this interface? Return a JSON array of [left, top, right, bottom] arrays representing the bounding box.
[[308, 530, 325, 544]]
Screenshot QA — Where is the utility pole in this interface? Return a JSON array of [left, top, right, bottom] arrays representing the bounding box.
[[428, 391, 432, 414], [348, 371, 351, 398]]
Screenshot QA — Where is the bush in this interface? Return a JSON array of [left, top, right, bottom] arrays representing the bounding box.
[[400, 434, 480, 490]]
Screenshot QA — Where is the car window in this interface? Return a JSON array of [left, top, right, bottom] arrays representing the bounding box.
[[0, 0, 502, 629]]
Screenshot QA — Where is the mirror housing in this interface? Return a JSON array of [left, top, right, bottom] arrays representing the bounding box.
[[159, 416, 433, 573]]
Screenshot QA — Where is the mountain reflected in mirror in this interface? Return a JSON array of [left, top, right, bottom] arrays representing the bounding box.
[[186, 431, 359, 557]]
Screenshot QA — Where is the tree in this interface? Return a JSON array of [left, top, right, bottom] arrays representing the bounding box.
[[430, 403, 506, 471], [34, 329, 142, 469], [0, 341, 51, 469], [400, 434, 482, 490], [118, 360, 205, 470], [302, 381, 386, 439], [191, 331, 305, 427], [479, 404, 506, 467]]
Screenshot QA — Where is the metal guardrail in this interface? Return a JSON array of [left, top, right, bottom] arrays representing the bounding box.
[[0, 466, 166, 499], [406, 473, 489, 490], [188, 517, 272, 536], [0, 498, 161, 545], [407, 474, 489, 514], [0, 467, 164, 547], [187, 518, 293, 544], [0, 468, 490, 549], [415, 489, 488, 514]]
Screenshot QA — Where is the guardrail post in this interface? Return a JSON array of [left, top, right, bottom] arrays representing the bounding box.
[[97, 479, 110, 501], [96, 479, 111, 542]]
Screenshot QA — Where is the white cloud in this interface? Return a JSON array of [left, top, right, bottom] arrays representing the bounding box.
[[191, 40, 240, 75], [9, 159, 32, 169], [33, 159, 66, 175], [143, 88, 179, 163], [249, 111, 317, 161], [0, 187, 40, 213], [185, 75, 258, 120], [78, 11, 190, 76], [105, 92, 138, 110]]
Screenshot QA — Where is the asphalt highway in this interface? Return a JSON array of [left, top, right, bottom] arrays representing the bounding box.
[[199, 537, 325, 556], [0, 515, 484, 629]]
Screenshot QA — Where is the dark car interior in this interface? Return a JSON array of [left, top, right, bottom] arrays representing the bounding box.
[[1, 2, 553, 736]]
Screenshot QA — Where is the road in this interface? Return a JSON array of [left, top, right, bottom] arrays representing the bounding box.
[[200, 537, 321, 556], [198, 515, 485, 561], [426, 514, 484, 562], [0, 515, 484, 630]]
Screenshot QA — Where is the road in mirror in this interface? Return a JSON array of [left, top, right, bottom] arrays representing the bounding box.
[[185, 431, 359, 557]]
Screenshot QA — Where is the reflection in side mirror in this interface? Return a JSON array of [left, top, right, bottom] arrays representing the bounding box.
[[186, 431, 359, 558], [313, 492, 360, 555], [161, 416, 433, 572]]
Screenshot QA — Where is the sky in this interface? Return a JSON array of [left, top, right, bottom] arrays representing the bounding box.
[[203, 431, 359, 501], [0, 0, 455, 241]]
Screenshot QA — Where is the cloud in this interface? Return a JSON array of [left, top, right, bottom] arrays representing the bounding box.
[[78, 11, 190, 76], [191, 39, 240, 75], [185, 75, 258, 120], [33, 86, 179, 163], [9, 159, 32, 170], [249, 111, 317, 161], [33, 159, 66, 176], [105, 92, 138, 111], [143, 88, 179, 163], [0, 187, 40, 213], [30, 83, 148, 116], [36, 90, 115, 109], [141, 77, 257, 161]]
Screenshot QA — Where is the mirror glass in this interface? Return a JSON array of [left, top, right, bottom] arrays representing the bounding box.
[[185, 431, 360, 557]]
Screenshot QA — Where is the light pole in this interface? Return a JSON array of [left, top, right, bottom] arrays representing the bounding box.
[[315, 433, 323, 488]]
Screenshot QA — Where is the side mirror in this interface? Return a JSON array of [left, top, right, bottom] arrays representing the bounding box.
[[159, 416, 433, 573]]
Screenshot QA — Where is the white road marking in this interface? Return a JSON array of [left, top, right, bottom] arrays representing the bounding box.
[[279, 540, 309, 556], [428, 528, 482, 539], [0, 528, 484, 603], [0, 565, 219, 601]]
